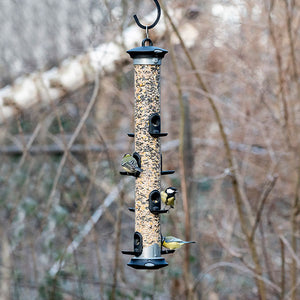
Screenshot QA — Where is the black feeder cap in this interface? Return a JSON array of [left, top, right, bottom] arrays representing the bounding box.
[[127, 38, 168, 65]]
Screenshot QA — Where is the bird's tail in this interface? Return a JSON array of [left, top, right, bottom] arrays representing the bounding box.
[[184, 241, 196, 244], [136, 167, 143, 173]]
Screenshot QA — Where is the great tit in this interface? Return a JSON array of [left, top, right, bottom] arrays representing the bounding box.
[[161, 187, 177, 208], [121, 153, 143, 174]]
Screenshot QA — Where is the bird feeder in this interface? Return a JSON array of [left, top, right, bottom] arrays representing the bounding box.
[[121, 0, 175, 270]]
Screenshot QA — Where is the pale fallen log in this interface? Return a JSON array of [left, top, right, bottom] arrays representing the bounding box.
[[0, 13, 152, 122], [0, 8, 199, 124]]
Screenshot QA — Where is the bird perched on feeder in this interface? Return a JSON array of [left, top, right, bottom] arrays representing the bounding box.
[[161, 187, 177, 208], [162, 236, 196, 250], [121, 153, 143, 174]]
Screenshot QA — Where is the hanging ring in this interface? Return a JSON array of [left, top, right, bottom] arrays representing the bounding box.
[[133, 0, 161, 30], [142, 38, 153, 47]]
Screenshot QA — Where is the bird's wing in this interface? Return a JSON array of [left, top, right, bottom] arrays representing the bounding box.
[[161, 191, 167, 204], [165, 236, 184, 243], [122, 159, 137, 171], [167, 196, 175, 207]]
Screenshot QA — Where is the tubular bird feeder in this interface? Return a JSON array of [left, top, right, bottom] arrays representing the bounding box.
[[121, 0, 176, 270], [126, 40, 168, 270]]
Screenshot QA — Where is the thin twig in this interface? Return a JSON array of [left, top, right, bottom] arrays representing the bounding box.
[[278, 235, 300, 268], [261, 222, 276, 284], [192, 261, 281, 293], [266, 1, 290, 135], [208, 215, 243, 258], [48, 180, 127, 277], [250, 175, 278, 241], [111, 189, 125, 300], [285, 278, 300, 300], [46, 73, 100, 209], [17, 123, 42, 167], [280, 238, 285, 300], [290, 164, 300, 300], [92, 228, 105, 297]]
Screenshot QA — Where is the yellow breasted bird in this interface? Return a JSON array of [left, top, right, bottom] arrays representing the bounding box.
[[161, 187, 177, 208], [162, 236, 196, 250], [121, 153, 143, 174]]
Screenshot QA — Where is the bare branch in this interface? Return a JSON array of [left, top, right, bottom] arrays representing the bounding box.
[[49, 180, 127, 277], [250, 174, 278, 241]]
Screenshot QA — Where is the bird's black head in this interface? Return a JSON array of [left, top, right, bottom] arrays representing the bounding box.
[[165, 187, 177, 196]]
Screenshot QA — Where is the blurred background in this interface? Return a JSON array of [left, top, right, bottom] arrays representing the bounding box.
[[0, 0, 299, 299]]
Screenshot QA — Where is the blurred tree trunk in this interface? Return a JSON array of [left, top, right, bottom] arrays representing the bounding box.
[[111, 190, 125, 300], [168, 30, 195, 299], [291, 163, 300, 300], [179, 94, 195, 300], [0, 231, 11, 300]]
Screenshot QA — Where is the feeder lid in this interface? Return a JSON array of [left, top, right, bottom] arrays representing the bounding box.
[[127, 38, 168, 60]]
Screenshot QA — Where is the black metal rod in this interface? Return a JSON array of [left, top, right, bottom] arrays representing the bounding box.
[[133, 0, 161, 30], [0, 144, 103, 155]]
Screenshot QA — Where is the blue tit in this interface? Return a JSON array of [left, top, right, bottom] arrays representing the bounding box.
[[162, 236, 196, 250], [121, 153, 143, 174], [161, 187, 177, 208]]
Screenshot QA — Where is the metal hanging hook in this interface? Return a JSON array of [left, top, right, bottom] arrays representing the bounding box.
[[133, 0, 161, 30]]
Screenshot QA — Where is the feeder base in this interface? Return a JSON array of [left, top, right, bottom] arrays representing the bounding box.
[[127, 257, 168, 270]]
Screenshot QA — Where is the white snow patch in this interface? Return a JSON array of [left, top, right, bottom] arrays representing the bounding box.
[[121, 26, 144, 49], [171, 23, 198, 48], [90, 42, 122, 73], [212, 3, 246, 23], [60, 59, 85, 90], [13, 76, 38, 107]]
